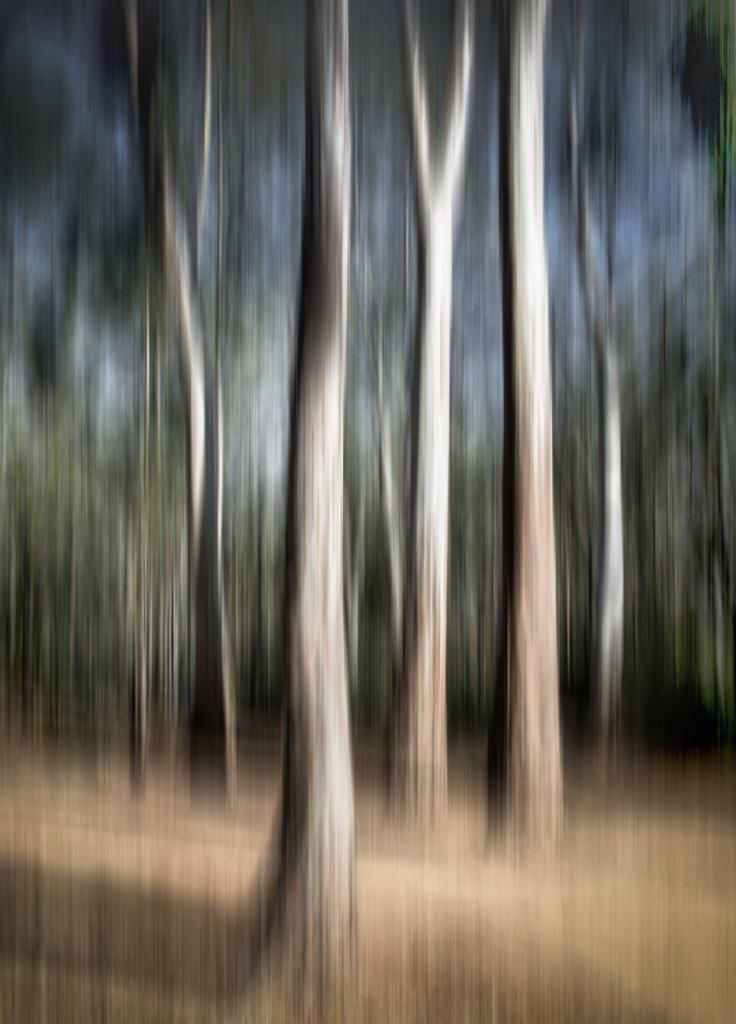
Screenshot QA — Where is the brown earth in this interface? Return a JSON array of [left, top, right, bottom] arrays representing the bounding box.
[[0, 725, 734, 1022]]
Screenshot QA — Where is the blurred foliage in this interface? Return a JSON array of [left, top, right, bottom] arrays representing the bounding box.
[[684, 4, 735, 223], [0, 0, 734, 755], [1, 265, 734, 747]]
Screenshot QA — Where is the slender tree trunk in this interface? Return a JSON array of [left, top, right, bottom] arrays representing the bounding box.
[[189, 410, 235, 786], [161, 157, 236, 793], [123, 0, 235, 794], [128, 536, 147, 785], [252, 484, 264, 703], [593, 341, 624, 736], [392, 0, 472, 819], [491, 0, 562, 846], [375, 326, 402, 680], [344, 494, 365, 696], [271, 0, 355, 982], [130, 274, 151, 783], [121, 0, 235, 791], [568, 62, 624, 742], [711, 216, 735, 724]]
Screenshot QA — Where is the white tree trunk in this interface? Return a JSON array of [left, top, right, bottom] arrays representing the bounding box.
[[396, 206, 453, 816], [593, 342, 624, 735], [161, 155, 236, 794], [272, 0, 355, 982], [393, 0, 472, 819], [492, 0, 562, 846], [569, 58, 624, 740]]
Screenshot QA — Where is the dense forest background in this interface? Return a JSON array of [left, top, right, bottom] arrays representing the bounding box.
[[0, 0, 733, 747]]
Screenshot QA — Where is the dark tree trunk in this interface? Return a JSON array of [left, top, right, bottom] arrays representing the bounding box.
[[129, 270, 151, 784], [187, 393, 236, 790], [252, 484, 264, 703], [491, 0, 562, 847], [128, 539, 147, 787]]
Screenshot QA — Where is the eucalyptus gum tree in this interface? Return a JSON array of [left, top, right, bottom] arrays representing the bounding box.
[[491, 0, 562, 845], [271, 0, 355, 979], [374, 327, 402, 679], [569, 35, 624, 743], [123, 0, 235, 792], [393, 0, 472, 819]]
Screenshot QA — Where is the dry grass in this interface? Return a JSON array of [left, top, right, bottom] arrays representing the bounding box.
[[0, 729, 734, 1022]]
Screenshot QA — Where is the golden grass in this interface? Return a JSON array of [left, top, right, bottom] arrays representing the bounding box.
[[0, 733, 734, 1022]]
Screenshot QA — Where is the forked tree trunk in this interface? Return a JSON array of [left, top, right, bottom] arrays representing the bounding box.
[[569, 65, 624, 743], [392, 0, 472, 819], [491, 0, 562, 846], [272, 0, 355, 981]]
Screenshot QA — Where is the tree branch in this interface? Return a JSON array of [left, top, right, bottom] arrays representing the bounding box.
[[441, 0, 473, 208], [122, 0, 139, 125], [196, 0, 212, 278], [401, 0, 432, 226], [568, 57, 607, 361]]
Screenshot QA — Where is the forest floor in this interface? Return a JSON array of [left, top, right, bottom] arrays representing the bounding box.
[[0, 723, 734, 1023]]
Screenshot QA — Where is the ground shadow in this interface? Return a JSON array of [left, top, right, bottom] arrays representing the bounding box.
[[0, 850, 273, 1011]]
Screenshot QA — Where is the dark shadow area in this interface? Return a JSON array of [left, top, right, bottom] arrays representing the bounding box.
[[0, 847, 678, 1024], [0, 850, 273, 1011]]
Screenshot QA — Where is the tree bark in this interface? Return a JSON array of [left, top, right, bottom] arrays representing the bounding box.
[[593, 342, 624, 737], [123, 0, 236, 792], [491, 0, 562, 846], [161, 160, 236, 793], [128, 535, 148, 786], [568, 64, 624, 743], [374, 328, 402, 678], [128, 264, 150, 784], [393, 0, 472, 820], [271, 0, 355, 982], [344, 493, 365, 696]]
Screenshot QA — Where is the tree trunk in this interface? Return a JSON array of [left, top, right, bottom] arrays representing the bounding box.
[[252, 483, 264, 703], [272, 0, 355, 982], [161, 159, 236, 794], [122, 0, 235, 792], [392, 0, 472, 820], [568, 60, 624, 742], [712, 215, 735, 728], [130, 272, 151, 783], [344, 495, 365, 697], [374, 324, 402, 683], [395, 203, 452, 817], [128, 538, 147, 786], [491, 0, 562, 846], [188, 411, 235, 788], [592, 342, 624, 738]]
